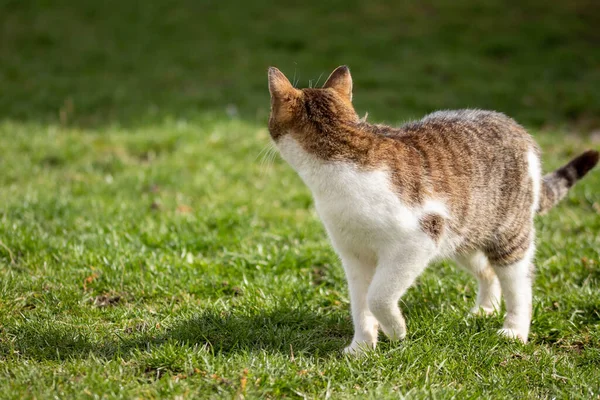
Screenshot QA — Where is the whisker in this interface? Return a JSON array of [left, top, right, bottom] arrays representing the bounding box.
[[269, 146, 278, 162], [255, 144, 272, 162], [258, 142, 279, 175], [267, 146, 279, 168], [314, 72, 324, 87], [259, 146, 272, 166], [266, 145, 278, 164], [293, 63, 298, 88], [259, 143, 275, 166]]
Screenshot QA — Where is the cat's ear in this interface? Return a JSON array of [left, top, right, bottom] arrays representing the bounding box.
[[268, 67, 298, 102], [323, 65, 352, 101]]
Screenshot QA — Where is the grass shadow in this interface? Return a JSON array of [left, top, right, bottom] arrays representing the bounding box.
[[0, 307, 351, 362], [164, 308, 350, 356]]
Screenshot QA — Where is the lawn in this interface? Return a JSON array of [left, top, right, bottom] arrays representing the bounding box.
[[1, 0, 600, 398]]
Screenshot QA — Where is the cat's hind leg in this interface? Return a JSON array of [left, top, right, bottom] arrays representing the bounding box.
[[487, 240, 535, 343], [367, 246, 433, 342], [454, 251, 501, 316]]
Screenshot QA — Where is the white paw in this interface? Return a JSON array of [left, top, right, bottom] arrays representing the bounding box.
[[380, 325, 406, 342], [343, 340, 375, 356], [498, 328, 527, 343], [470, 305, 498, 316]]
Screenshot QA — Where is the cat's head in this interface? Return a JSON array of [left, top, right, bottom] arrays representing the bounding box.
[[267, 66, 359, 142]]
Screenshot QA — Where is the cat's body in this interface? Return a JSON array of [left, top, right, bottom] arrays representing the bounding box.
[[267, 65, 599, 354], [279, 110, 539, 262]]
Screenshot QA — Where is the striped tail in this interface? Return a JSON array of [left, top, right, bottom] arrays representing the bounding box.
[[537, 150, 599, 215]]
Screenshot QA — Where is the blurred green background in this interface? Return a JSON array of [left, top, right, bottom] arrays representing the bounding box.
[[2, 0, 600, 129]]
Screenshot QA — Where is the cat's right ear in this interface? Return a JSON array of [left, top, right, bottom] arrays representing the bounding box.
[[268, 67, 298, 102], [323, 65, 352, 101]]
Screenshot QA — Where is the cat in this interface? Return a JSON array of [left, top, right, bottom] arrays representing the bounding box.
[[267, 65, 599, 355]]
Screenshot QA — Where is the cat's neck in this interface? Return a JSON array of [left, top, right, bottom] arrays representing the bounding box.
[[352, 120, 406, 138], [297, 120, 406, 161], [277, 120, 410, 192]]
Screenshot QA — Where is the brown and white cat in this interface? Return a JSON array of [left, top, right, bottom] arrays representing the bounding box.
[[267, 65, 599, 355]]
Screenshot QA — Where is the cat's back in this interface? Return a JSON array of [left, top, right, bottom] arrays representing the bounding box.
[[389, 109, 540, 254], [420, 109, 513, 125], [399, 109, 536, 150], [393, 109, 538, 190]]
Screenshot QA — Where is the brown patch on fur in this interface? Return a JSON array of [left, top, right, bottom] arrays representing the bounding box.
[[475, 264, 497, 282], [420, 214, 445, 242], [268, 66, 599, 266]]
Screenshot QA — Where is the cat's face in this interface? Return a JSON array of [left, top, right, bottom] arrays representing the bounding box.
[[267, 66, 359, 142]]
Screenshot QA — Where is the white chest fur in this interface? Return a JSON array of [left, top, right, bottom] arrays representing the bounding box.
[[276, 136, 451, 262]]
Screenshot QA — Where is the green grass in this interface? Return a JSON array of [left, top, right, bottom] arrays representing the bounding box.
[[1, 0, 600, 398]]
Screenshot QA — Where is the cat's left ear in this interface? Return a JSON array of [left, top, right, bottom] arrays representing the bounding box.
[[323, 65, 352, 101], [268, 67, 298, 102]]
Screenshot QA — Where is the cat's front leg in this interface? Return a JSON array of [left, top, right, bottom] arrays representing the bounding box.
[[340, 253, 378, 355], [367, 247, 433, 342]]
